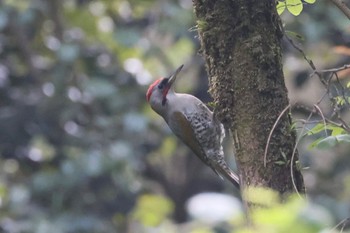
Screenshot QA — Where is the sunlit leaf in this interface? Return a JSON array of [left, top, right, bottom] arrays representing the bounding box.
[[286, 0, 303, 16], [304, 0, 316, 3], [331, 126, 345, 136], [276, 1, 286, 15], [307, 123, 328, 135], [307, 123, 344, 135]]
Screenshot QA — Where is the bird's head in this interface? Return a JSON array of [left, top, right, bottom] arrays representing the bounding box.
[[146, 65, 183, 112]]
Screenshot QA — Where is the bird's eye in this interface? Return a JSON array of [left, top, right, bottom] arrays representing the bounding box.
[[158, 78, 168, 89]]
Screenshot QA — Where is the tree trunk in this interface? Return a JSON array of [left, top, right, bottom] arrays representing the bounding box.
[[192, 0, 305, 196]]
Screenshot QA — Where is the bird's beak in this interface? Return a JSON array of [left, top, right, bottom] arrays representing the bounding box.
[[161, 65, 183, 105], [167, 64, 184, 89]]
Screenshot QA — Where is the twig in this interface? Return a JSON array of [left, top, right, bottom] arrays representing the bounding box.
[[290, 92, 329, 195], [313, 104, 328, 136], [287, 35, 350, 133], [285, 35, 317, 70], [290, 110, 313, 197], [328, 0, 350, 20], [264, 104, 291, 167], [285, 24, 350, 195], [328, 217, 350, 233], [317, 64, 350, 73], [294, 107, 350, 133]]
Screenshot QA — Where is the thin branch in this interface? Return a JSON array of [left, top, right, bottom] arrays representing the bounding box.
[[287, 35, 350, 133], [328, 0, 350, 20], [285, 34, 327, 87], [317, 64, 350, 73], [285, 35, 317, 70], [264, 104, 291, 167], [313, 104, 328, 136], [328, 217, 350, 233], [294, 106, 350, 133], [290, 92, 330, 195], [290, 110, 313, 197]]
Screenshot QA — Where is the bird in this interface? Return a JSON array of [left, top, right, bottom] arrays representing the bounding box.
[[146, 64, 240, 189]]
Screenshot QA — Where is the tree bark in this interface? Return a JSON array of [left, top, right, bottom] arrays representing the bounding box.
[[192, 0, 305, 196]]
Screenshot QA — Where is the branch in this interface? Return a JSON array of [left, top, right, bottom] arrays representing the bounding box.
[[328, 0, 350, 20], [286, 35, 350, 133], [316, 64, 350, 73], [264, 104, 291, 167]]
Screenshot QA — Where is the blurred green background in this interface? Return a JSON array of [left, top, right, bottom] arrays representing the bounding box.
[[0, 0, 350, 232]]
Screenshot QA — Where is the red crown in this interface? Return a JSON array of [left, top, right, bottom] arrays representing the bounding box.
[[146, 79, 162, 102]]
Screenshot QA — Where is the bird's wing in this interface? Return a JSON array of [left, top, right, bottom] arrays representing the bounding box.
[[169, 107, 240, 188], [169, 109, 212, 165]]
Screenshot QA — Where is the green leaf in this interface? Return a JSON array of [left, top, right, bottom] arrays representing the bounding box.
[[286, 0, 303, 16], [313, 134, 350, 149], [331, 126, 345, 136], [308, 137, 324, 149], [285, 30, 305, 41], [315, 136, 337, 149], [347, 81, 350, 88], [336, 134, 350, 143], [276, 1, 286, 15], [307, 123, 344, 136], [304, 0, 316, 3], [307, 123, 328, 135]]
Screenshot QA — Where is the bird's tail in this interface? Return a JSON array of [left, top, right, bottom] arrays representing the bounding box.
[[214, 162, 240, 189]]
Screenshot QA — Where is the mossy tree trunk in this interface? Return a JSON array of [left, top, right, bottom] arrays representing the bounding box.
[[192, 0, 305, 196]]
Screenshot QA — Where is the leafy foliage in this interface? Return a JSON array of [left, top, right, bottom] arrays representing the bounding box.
[[277, 0, 317, 16]]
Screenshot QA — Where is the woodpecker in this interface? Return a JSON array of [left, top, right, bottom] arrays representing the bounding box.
[[146, 65, 240, 189]]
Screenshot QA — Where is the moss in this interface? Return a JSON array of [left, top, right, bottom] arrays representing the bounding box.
[[193, 0, 305, 194]]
